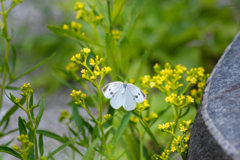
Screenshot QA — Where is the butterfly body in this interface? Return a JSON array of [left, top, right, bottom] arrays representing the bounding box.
[[102, 81, 147, 111]]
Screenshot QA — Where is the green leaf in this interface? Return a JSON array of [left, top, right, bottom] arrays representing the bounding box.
[[47, 25, 102, 47], [105, 33, 119, 73], [7, 52, 55, 86], [36, 95, 45, 128], [118, 0, 145, 44], [179, 106, 191, 118], [112, 112, 132, 146], [47, 134, 81, 159], [51, 72, 77, 90], [5, 86, 20, 90], [29, 94, 34, 118], [2, 118, 9, 131], [72, 106, 85, 138], [39, 132, 44, 156], [119, 37, 131, 74], [1, 138, 14, 147], [28, 131, 34, 160], [135, 49, 151, 81], [82, 138, 99, 160], [36, 130, 83, 156], [0, 146, 22, 159], [18, 117, 27, 135], [11, 45, 17, 74], [112, 0, 127, 25], [139, 119, 164, 152]]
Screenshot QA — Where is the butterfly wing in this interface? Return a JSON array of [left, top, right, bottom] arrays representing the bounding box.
[[102, 81, 123, 99], [123, 87, 137, 111], [127, 84, 147, 103], [110, 87, 124, 109]]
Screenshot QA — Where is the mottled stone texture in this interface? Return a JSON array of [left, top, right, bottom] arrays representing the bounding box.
[[187, 32, 240, 160]]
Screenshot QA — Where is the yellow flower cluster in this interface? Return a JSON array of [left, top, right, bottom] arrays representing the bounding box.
[[74, 2, 84, 10], [70, 90, 86, 106], [70, 48, 111, 83], [63, 21, 85, 36], [13, 134, 33, 158], [141, 63, 186, 92], [191, 72, 209, 105], [158, 122, 175, 132], [151, 150, 170, 160], [130, 116, 139, 123], [73, 2, 104, 25], [157, 119, 192, 159], [165, 93, 194, 108], [66, 62, 80, 80], [104, 114, 112, 121], [20, 83, 33, 97], [186, 67, 205, 84], [59, 110, 73, 124], [134, 99, 150, 112], [112, 30, 122, 40]]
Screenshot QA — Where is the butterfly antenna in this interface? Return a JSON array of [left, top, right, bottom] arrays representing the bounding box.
[[116, 74, 125, 81], [126, 74, 136, 81]]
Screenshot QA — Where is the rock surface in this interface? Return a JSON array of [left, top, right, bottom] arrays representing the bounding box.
[[187, 32, 240, 160]]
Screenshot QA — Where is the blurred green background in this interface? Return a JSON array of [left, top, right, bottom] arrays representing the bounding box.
[[1, 0, 239, 93], [1, 0, 240, 154]]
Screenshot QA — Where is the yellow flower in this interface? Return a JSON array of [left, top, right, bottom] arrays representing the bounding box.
[[130, 116, 139, 123], [76, 10, 84, 19], [150, 82, 156, 88], [83, 48, 91, 54], [150, 112, 158, 119], [171, 145, 176, 152], [104, 114, 112, 120], [89, 59, 96, 66], [63, 24, 69, 30], [186, 96, 194, 103]]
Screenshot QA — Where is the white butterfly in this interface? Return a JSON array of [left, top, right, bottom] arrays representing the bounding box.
[[102, 81, 147, 111]]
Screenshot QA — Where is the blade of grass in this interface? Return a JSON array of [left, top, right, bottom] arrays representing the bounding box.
[[0, 146, 22, 159], [7, 52, 55, 86], [47, 134, 81, 159]]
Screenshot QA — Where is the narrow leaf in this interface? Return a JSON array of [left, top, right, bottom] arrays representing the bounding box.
[[5, 86, 20, 90], [135, 49, 151, 81], [112, 0, 127, 25], [72, 106, 85, 138], [118, 0, 145, 44], [11, 45, 17, 74], [28, 130, 34, 160], [112, 112, 132, 146], [82, 138, 99, 160], [52, 72, 77, 90], [18, 117, 27, 135], [0, 146, 22, 159], [47, 134, 81, 159], [29, 94, 34, 118], [139, 119, 164, 152], [47, 25, 102, 47], [36, 130, 83, 156], [119, 37, 131, 74], [7, 52, 55, 86], [105, 33, 119, 73], [36, 95, 45, 128], [39, 132, 44, 156]]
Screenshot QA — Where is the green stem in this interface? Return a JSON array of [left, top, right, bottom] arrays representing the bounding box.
[[0, 1, 10, 121], [165, 110, 178, 150], [181, 82, 191, 95], [26, 95, 38, 160], [140, 126, 143, 160], [97, 86, 110, 160]]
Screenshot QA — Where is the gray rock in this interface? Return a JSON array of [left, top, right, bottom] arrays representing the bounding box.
[[187, 32, 240, 160]]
